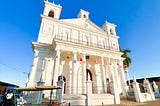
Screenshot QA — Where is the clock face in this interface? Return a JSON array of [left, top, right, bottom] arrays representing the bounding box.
[[111, 41, 117, 48]]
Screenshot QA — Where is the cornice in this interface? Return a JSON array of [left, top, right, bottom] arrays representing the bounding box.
[[32, 41, 54, 51], [44, 1, 62, 9], [54, 39, 122, 57], [41, 15, 107, 36], [108, 35, 120, 39], [102, 21, 117, 27]]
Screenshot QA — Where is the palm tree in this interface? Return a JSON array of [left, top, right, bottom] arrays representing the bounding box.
[[119, 47, 132, 88], [121, 49, 131, 69]]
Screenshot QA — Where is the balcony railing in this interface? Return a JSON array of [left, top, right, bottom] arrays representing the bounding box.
[[54, 35, 118, 51]]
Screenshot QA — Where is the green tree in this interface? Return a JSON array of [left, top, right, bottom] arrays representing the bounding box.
[[120, 47, 132, 88], [119, 47, 131, 69]]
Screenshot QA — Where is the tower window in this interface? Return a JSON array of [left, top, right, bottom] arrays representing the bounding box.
[[48, 10, 54, 18], [83, 14, 86, 18], [110, 29, 114, 35], [86, 56, 89, 59]]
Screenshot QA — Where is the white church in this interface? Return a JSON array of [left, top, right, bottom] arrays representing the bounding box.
[[26, 0, 128, 105]]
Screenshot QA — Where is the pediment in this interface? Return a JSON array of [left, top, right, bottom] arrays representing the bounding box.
[[60, 18, 106, 34]]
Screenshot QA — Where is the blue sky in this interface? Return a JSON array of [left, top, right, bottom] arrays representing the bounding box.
[[0, 0, 160, 87]]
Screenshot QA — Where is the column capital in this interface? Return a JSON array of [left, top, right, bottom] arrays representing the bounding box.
[[71, 51, 77, 94], [34, 50, 39, 57], [100, 56, 104, 58], [55, 49, 61, 56], [56, 49, 61, 52], [72, 51, 77, 54], [82, 53, 86, 62], [81, 51, 87, 55], [108, 57, 111, 62]]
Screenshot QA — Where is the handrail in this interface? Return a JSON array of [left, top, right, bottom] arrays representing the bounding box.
[[54, 35, 118, 51]]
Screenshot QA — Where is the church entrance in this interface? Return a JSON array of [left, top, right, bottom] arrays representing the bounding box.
[[86, 69, 92, 81], [58, 76, 66, 94], [86, 69, 94, 93]]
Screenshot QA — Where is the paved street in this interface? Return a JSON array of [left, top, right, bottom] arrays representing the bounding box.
[[110, 98, 160, 106], [30, 98, 160, 106]]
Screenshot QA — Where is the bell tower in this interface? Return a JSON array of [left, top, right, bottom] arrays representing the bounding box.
[[37, 1, 62, 44], [78, 9, 89, 19], [43, 0, 62, 19]]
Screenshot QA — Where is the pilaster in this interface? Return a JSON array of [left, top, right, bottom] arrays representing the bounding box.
[[143, 79, 155, 100], [71, 52, 77, 94], [27, 50, 39, 86], [114, 61, 122, 94], [132, 77, 144, 102], [109, 58, 120, 104], [82, 53, 87, 94], [100, 56, 107, 93], [53, 50, 61, 86], [118, 59, 128, 96]]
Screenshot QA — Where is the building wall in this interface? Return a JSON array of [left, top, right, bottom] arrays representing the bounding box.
[[26, 1, 127, 101]]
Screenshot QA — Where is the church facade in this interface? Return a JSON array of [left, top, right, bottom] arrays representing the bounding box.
[[26, 1, 127, 105]]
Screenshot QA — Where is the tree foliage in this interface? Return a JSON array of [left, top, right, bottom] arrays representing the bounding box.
[[120, 47, 131, 69]]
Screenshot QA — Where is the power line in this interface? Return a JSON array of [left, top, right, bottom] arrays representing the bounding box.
[[0, 57, 28, 74]]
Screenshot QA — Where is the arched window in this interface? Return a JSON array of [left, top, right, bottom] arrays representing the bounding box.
[[58, 76, 66, 93], [110, 29, 114, 35], [86, 69, 92, 81], [65, 31, 69, 40], [48, 10, 54, 18], [83, 14, 86, 18]]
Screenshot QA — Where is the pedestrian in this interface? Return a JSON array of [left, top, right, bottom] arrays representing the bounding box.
[[6, 90, 14, 105]]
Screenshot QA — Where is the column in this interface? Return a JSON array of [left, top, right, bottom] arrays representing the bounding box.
[[132, 77, 144, 102], [114, 61, 122, 94], [41, 58, 47, 82], [109, 58, 120, 104], [45, 57, 54, 85], [86, 78, 92, 106], [52, 50, 61, 99], [53, 50, 61, 86], [56, 78, 65, 102], [143, 79, 155, 100], [108, 58, 114, 94], [100, 56, 107, 93], [118, 59, 128, 96], [71, 52, 77, 94], [153, 81, 159, 93], [43, 57, 55, 98], [82, 53, 86, 94], [27, 50, 39, 87]]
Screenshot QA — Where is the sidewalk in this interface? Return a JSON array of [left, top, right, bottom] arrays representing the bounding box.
[[29, 98, 160, 106], [110, 98, 160, 106]]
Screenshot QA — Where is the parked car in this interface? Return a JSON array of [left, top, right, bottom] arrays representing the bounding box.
[[0, 94, 4, 105]]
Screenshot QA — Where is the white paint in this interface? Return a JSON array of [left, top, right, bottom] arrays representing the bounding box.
[[26, 1, 128, 105]]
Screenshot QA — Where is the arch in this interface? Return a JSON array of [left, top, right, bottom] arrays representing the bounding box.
[[86, 68, 97, 93], [58, 75, 66, 82], [48, 10, 54, 18], [106, 78, 111, 93], [58, 75, 66, 93], [86, 67, 96, 80], [62, 61, 71, 94], [83, 14, 86, 18], [110, 29, 114, 35], [64, 31, 69, 41], [102, 40, 106, 49], [86, 69, 92, 81], [83, 35, 89, 45]]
